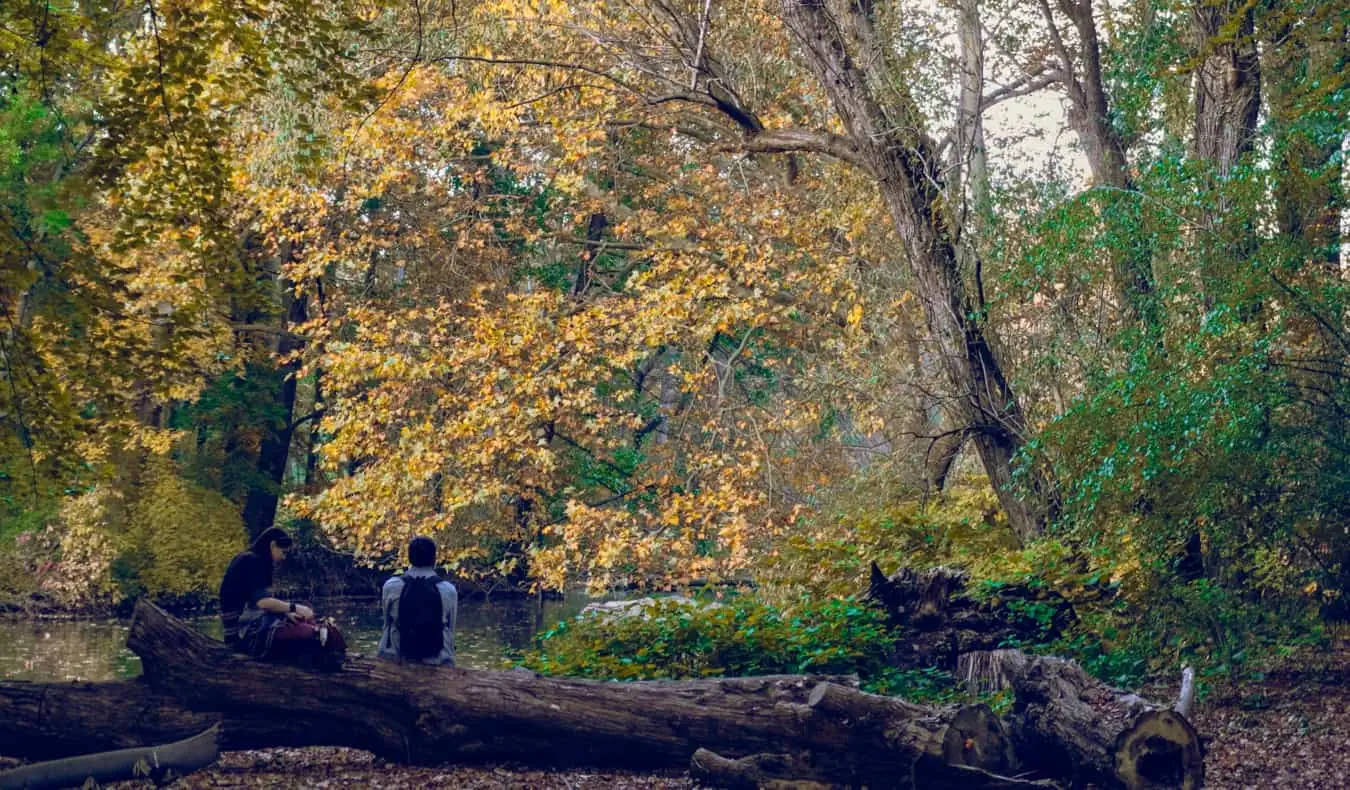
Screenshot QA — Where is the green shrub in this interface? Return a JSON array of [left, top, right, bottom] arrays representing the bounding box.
[[521, 595, 965, 703]]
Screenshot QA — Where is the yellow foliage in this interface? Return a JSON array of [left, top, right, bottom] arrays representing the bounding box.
[[45, 488, 120, 605], [121, 463, 247, 598], [44, 458, 246, 603], [760, 484, 1004, 598], [762, 482, 1137, 607]]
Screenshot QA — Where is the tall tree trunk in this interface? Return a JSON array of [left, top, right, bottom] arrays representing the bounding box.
[[1037, 0, 1158, 328], [1263, 5, 1344, 268], [241, 285, 307, 537], [781, 0, 1056, 542], [951, 0, 991, 307], [1191, 1, 1262, 177], [1191, 0, 1262, 303]]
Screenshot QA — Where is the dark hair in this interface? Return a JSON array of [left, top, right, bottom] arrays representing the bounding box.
[[408, 536, 437, 569], [249, 527, 293, 585]]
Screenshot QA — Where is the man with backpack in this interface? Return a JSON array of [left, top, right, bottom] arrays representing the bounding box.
[[377, 536, 458, 665]]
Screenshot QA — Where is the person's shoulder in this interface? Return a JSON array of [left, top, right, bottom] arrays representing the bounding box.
[[382, 575, 404, 591], [225, 551, 257, 571]]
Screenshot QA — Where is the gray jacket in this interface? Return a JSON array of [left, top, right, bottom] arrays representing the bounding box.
[[377, 567, 458, 666]]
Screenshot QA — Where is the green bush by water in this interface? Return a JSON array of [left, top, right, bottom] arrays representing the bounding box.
[[520, 595, 966, 703]]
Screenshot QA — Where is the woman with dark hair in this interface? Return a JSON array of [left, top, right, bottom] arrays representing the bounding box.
[[218, 527, 343, 668]]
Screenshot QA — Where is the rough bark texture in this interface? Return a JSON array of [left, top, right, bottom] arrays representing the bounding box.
[[0, 679, 333, 760], [779, 0, 1056, 543], [1190, 0, 1262, 307], [1191, 0, 1262, 179], [867, 563, 1078, 670], [0, 725, 218, 790], [958, 650, 1204, 789]]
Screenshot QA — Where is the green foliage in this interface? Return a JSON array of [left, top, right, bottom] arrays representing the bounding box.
[[172, 364, 295, 503], [521, 596, 964, 702]]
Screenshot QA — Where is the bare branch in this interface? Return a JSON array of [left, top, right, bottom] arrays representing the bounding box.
[[981, 66, 1059, 108], [729, 128, 868, 169]]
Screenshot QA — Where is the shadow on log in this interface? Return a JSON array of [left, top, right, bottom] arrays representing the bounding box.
[[0, 678, 360, 761], [0, 725, 218, 790], [958, 650, 1203, 790]]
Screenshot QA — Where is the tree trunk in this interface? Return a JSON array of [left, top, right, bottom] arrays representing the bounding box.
[[1191, 0, 1262, 306], [1036, 0, 1158, 328], [0, 725, 219, 790], [951, 0, 990, 305], [1191, 0, 1262, 180], [101, 601, 1040, 787], [867, 564, 1078, 670], [241, 284, 307, 537], [780, 0, 1056, 542], [957, 650, 1204, 790], [0, 679, 326, 760]]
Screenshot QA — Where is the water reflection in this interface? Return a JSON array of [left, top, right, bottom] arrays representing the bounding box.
[[0, 619, 142, 682], [0, 594, 591, 682]]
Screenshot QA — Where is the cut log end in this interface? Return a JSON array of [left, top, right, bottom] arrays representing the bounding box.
[[1113, 710, 1204, 790], [943, 704, 1016, 775]]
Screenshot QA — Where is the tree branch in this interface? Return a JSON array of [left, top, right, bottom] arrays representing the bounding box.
[[981, 66, 1059, 108], [727, 128, 868, 169]]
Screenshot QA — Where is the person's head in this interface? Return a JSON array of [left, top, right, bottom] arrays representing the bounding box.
[[408, 536, 437, 569], [250, 527, 294, 565]]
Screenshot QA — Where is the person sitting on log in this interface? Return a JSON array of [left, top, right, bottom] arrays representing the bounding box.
[[218, 526, 345, 670], [378, 535, 458, 666]]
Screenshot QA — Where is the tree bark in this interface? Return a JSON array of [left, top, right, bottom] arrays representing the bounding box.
[[0, 725, 218, 790], [957, 650, 1204, 790], [1190, 0, 1262, 306], [241, 283, 307, 537], [1191, 0, 1262, 180], [1036, 0, 1157, 328], [779, 0, 1057, 543], [0, 679, 328, 760], [867, 563, 1078, 669]]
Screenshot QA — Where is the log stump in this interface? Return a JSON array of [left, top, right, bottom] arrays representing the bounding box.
[[958, 649, 1204, 789]]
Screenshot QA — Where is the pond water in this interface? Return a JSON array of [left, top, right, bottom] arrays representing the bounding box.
[[0, 594, 595, 682]]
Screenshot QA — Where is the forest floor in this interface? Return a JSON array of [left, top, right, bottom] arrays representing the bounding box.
[[1193, 644, 1349, 789], [9, 647, 1344, 789]]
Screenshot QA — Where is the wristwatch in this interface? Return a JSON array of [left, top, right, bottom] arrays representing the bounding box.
[[289, 602, 296, 613]]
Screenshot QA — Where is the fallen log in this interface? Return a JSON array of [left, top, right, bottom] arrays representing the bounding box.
[[0, 725, 218, 790], [959, 650, 1204, 789], [0, 678, 355, 761], [120, 600, 1034, 787]]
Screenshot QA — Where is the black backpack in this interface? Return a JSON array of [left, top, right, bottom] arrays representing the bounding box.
[[397, 575, 444, 660]]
